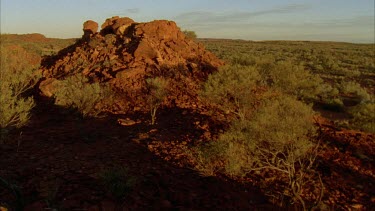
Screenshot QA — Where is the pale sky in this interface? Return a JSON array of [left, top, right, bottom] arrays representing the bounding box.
[[1, 0, 374, 43]]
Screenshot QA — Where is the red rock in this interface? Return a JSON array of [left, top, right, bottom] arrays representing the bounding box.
[[101, 16, 135, 36], [83, 20, 99, 38]]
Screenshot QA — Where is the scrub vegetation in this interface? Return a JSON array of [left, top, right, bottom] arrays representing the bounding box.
[[0, 32, 373, 210]]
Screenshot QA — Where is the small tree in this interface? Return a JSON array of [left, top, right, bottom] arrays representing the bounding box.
[[183, 30, 197, 40], [53, 74, 111, 118], [145, 77, 168, 125]]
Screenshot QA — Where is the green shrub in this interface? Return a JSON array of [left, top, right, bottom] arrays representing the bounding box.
[[339, 81, 371, 103], [199, 92, 319, 209], [0, 46, 40, 140], [218, 94, 317, 175], [0, 94, 35, 129], [258, 61, 325, 101], [226, 54, 257, 66], [189, 141, 226, 176], [53, 74, 111, 118], [200, 65, 260, 120], [145, 77, 169, 125]]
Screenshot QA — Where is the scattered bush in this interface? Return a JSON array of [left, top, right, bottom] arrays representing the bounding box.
[[145, 77, 169, 125], [53, 74, 111, 118]]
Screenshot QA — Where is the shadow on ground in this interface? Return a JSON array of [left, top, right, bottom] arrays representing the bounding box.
[[0, 101, 274, 210]]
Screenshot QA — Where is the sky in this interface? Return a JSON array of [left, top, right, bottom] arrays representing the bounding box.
[[1, 0, 374, 43]]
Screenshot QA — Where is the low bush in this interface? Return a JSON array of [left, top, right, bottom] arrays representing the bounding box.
[[349, 102, 375, 133], [0, 46, 40, 141], [225, 54, 257, 66], [53, 74, 111, 118], [339, 81, 371, 103], [216, 94, 317, 208], [189, 141, 226, 177], [257, 60, 325, 101], [200, 65, 260, 120]]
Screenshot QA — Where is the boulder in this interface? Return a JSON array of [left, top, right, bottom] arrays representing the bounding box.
[[101, 16, 134, 36], [83, 20, 98, 38]]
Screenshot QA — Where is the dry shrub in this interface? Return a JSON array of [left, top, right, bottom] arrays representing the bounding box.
[[201, 93, 319, 209], [145, 77, 169, 125], [258, 60, 325, 101], [53, 74, 112, 118], [339, 81, 371, 103], [349, 101, 375, 133], [198, 63, 322, 209], [0, 45, 40, 139], [200, 65, 261, 120]]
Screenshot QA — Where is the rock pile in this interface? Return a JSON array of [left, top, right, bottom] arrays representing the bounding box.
[[39, 16, 223, 112]]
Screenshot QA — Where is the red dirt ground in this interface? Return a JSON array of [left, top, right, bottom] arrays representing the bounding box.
[[1, 99, 374, 210], [0, 100, 274, 210]]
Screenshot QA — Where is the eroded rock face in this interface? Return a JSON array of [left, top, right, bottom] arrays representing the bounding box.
[[39, 17, 224, 112]]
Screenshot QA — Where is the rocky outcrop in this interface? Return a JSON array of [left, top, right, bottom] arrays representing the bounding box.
[[39, 16, 224, 112]]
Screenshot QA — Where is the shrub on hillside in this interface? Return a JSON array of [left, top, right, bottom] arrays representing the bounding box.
[[145, 77, 169, 125], [0, 46, 40, 140], [53, 74, 111, 118], [200, 65, 261, 120]]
